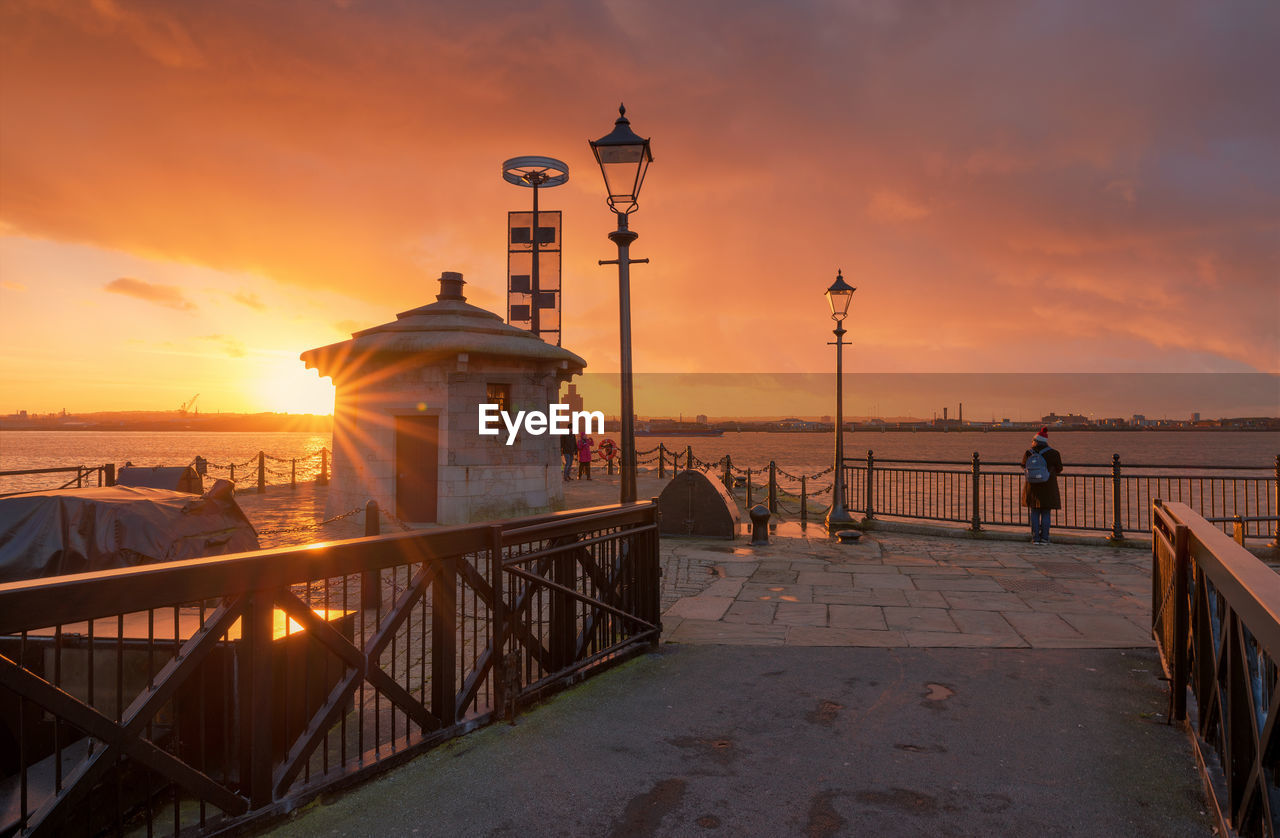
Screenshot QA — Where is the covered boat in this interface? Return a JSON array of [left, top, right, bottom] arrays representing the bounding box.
[[0, 479, 258, 583]]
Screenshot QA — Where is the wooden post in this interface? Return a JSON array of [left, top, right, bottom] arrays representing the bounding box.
[[768, 461, 777, 513], [257, 451, 266, 493], [239, 589, 275, 808], [318, 448, 329, 485], [431, 556, 458, 727], [864, 450, 876, 520], [1172, 524, 1189, 721], [362, 500, 380, 611], [1109, 454, 1124, 541], [800, 476, 808, 521], [1233, 515, 1245, 547], [970, 451, 981, 532]]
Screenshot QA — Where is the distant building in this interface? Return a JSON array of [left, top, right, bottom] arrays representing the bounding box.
[[695, 414, 708, 424], [1190, 412, 1200, 423], [1042, 412, 1089, 426]]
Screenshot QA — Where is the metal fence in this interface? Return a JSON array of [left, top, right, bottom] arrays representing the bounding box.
[[0, 465, 116, 499], [839, 452, 1279, 542], [1152, 500, 1280, 837], [0, 501, 660, 836]]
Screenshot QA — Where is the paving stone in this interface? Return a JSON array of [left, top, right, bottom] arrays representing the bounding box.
[[666, 619, 787, 645], [664, 596, 735, 621], [775, 602, 829, 627], [950, 610, 1020, 637], [813, 587, 909, 607], [703, 578, 746, 598], [1003, 612, 1084, 643], [911, 575, 1005, 592], [740, 583, 813, 603], [904, 590, 948, 608], [750, 569, 798, 584], [1060, 613, 1152, 644], [883, 606, 958, 633], [941, 591, 1033, 612], [852, 573, 917, 590], [722, 600, 778, 625], [828, 604, 886, 630]]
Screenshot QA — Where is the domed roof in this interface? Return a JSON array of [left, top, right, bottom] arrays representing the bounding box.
[[301, 272, 586, 380]]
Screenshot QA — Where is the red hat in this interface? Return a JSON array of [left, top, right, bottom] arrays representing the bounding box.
[[1038, 426, 1049, 436]]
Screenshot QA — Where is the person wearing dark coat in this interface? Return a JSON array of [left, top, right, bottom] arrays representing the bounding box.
[[1021, 426, 1064, 544], [560, 432, 576, 481]]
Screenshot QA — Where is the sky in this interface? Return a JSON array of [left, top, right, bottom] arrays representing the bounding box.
[[1, 0, 1278, 419]]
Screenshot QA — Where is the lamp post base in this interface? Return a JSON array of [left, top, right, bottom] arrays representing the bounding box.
[[824, 505, 857, 528]]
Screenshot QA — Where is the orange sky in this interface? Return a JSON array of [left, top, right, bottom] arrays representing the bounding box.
[[1, 0, 1278, 418]]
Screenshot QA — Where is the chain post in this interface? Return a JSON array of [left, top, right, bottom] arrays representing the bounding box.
[[746, 469, 753, 507], [291, 458, 296, 486], [1109, 453, 1124, 541], [686, 445, 693, 472], [768, 461, 778, 513], [800, 476, 808, 521], [658, 444, 665, 479], [257, 451, 266, 493], [362, 500, 381, 611], [864, 449, 876, 520], [318, 448, 329, 485], [1271, 454, 1280, 549], [723, 455, 732, 491], [970, 451, 981, 531], [230, 463, 235, 483]]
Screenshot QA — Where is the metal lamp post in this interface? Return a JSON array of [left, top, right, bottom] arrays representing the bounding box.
[[590, 104, 653, 505], [825, 270, 856, 527]]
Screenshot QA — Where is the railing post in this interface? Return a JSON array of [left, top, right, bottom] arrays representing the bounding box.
[[104, 462, 115, 487], [658, 444, 666, 479], [970, 451, 982, 532], [550, 539, 576, 673], [608, 449, 615, 476], [1232, 515, 1245, 546], [768, 461, 778, 514], [1271, 454, 1280, 549], [647, 499, 662, 646], [76, 467, 83, 488], [238, 588, 275, 808], [257, 451, 266, 493], [488, 524, 508, 720], [362, 500, 380, 611], [1172, 523, 1189, 722], [1109, 453, 1124, 541], [318, 448, 329, 485], [800, 476, 808, 522], [865, 450, 876, 521], [746, 469, 753, 507], [431, 555, 458, 727], [686, 445, 693, 472], [291, 458, 296, 487], [722, 455, 732, 492], [230, 463, 235, 483]]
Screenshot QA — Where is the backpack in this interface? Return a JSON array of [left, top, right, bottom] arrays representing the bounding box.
[[1025, 447, 1052, 484]]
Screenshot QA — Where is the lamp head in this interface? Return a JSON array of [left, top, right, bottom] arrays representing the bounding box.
[[589, 104, 653, 215]]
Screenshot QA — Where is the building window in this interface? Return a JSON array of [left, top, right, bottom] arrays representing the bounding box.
[[486, 383, 510, 413]]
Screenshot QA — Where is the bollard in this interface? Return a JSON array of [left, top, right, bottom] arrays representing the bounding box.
[[1109, 454, 1124, 541], [257, 451, 266, 493], [970, 452, 981, 532], [768, 461, 777, 514], [362, 500, 381, 611], [800, 475, 808, 522], [749, 504, 770, 546]]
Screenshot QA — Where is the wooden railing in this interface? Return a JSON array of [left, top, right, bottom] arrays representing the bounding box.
[[1152, 500, 1280, 837], [0, 501, 659, 836]]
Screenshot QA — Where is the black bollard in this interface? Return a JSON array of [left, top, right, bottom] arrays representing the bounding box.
[[749, 504, 770, 546]]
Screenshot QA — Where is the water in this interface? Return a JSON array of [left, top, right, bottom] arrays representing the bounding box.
[[2, 428, 1273, 495]]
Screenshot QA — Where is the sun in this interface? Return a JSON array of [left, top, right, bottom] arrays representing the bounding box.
[[254, 357, 335, 415]]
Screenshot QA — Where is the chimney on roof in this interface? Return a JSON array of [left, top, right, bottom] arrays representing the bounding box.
[[437, 271, 466, 302]]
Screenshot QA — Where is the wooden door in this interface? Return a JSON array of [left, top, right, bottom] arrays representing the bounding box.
[[395, 415, 439, 522]]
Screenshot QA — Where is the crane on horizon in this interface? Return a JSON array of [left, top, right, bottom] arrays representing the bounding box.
[[179, 394, 199, 415]]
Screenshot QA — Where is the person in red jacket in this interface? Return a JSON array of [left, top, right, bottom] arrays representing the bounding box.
[[1021, 426, 1064, 544], [577, 434, 593, 480]]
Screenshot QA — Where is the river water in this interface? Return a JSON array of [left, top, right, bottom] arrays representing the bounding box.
[[1, 429, 1274, 496]]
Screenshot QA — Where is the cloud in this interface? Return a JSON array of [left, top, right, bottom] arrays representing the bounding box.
[[1, 280, 27, 292], [231, 290, 265, 310], [199, 334, 246, 358], [103, 277, 195, 310]]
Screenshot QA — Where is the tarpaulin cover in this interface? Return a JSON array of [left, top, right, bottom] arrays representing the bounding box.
[[0, 480, 259, 583]]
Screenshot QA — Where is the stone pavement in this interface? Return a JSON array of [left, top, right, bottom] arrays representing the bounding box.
[[658, 530, 1151, 650]]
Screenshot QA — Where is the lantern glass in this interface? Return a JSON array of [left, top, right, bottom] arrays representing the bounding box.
[[825, 271, 855, 321]]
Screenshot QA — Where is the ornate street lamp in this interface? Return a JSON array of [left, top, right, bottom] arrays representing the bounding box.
[[590, 104, 653, 504], [825, 270, 856, 527]]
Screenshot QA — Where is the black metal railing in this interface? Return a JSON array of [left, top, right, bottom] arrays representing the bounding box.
[[0, 501, 659, 836], [0, 464, 116, 498], [1152, 500, 1280, 838], [839, 452, 1278, 542]]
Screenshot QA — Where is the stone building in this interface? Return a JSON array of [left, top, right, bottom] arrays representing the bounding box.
[[300, 272, 586, 525]]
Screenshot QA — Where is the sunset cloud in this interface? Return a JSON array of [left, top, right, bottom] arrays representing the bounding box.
[[103, 277, 196, 311]]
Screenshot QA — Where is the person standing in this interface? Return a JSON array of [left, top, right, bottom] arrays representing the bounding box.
[[577, 434, 593, 480], [560, 432, 576, 481], [1021, 426, 1064, 544]]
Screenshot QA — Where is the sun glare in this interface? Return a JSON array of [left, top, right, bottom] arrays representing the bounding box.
[[255, 359, 335, 415]]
